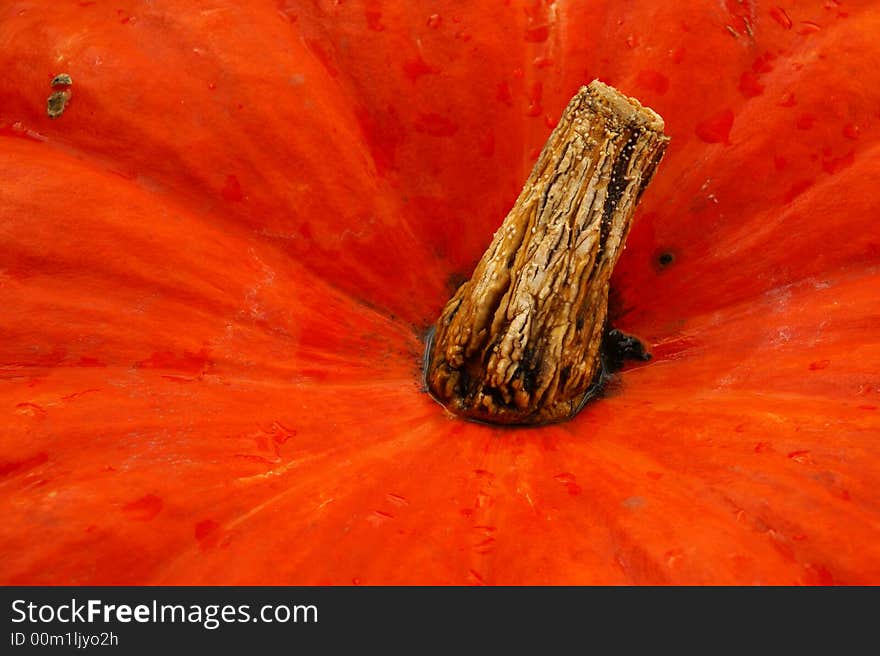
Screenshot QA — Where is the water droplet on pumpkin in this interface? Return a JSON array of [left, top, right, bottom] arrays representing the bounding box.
[[403, 55, 438, 82], [365, 9, 384, 32], [695, 109, 734, 144], [426, 13, 442, 29], [122, 494, 163, 521], [788, 450, 812, 464], [797, 21, 822, 34], [194, 519, 224, 549], [636, 70, 669, 95], [468, 569, 487, 585], [842, 123, 860, 140], [524, 24, 550, 42], [821, 151, 854, 174], [386, 493, 408, 506], [220, 174, 244, 202], [778, 92, 796, 107], [796, 114, 815, 130], [770, 7, 793, 29], [738, 72, 764, 98]]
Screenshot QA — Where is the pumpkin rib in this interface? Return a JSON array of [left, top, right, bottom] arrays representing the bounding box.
[[0, 137, 420, 380], [1, 368, 436, 584], [0, 2, 453, 324]]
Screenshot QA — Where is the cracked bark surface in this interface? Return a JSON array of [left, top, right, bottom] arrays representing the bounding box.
[[425, 80, 670, 425]]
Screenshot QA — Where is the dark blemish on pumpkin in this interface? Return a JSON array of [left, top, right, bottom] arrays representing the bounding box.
[[47, 73, 73, 119], [47, 91, 71, 119], [809, 359, 831, 370], [657, 251, 675, 268], [51, 73, 73, 87]]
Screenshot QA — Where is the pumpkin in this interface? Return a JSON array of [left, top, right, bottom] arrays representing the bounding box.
[[1, 0, 878, 585]]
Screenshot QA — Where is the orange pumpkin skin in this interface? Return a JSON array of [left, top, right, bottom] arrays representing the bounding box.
[[1, 0, 878, 585]]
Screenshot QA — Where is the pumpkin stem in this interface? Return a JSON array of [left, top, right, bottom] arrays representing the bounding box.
[[424, 80, 669, 425]]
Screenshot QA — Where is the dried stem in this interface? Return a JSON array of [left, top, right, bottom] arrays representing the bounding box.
[[425, 80, 669, 425]]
